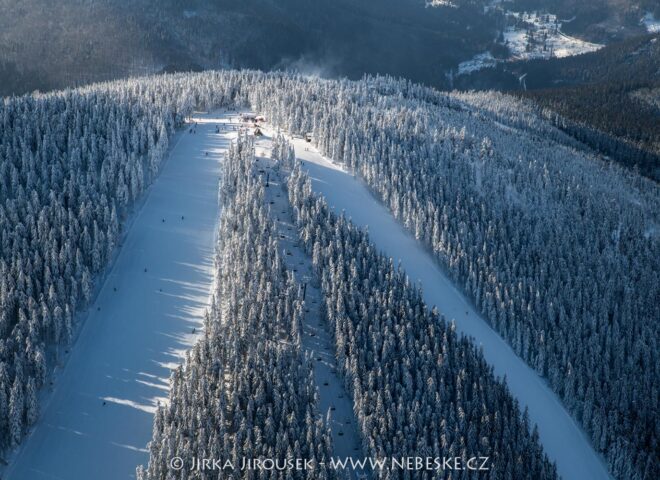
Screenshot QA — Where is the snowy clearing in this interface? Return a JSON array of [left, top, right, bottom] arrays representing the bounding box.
[[458, 7, 603, 74], [642, 12, 660, 33], [457, 51, 497, 75], [280, 134, 611, 480], [4, 112, 237, 480], [425, 0, 457, 8], [503, 12, 602, 60]]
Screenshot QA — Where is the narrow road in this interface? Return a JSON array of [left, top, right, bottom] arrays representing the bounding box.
[[5, 111, 238, 480], [285, 137, 612, 480]]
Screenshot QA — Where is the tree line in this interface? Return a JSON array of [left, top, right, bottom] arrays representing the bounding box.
[[138, 135, 335, 479]]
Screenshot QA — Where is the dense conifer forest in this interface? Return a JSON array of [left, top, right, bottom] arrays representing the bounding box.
[[0, 71, 657, 479], [138, 132, 557, 479], [285, 159, 557, 479], [456, 33, 660, 180], [138, 137, 335, 479]]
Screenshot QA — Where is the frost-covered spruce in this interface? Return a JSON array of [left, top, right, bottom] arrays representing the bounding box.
[[2, 71, 657, 479], [250, 76, 658, 480], [286, 164, 557, 480], [137, 137, 334, 480], [0, 86, 177, 452]]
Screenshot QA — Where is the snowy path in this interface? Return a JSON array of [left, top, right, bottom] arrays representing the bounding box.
[[256, 141, 365, 479], [5, 112, 239, 480], [286, 138, 612, 480]]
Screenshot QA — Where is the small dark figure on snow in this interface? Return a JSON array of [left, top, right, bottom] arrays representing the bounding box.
[[181, 215, 184, 220], [144, 268, 147, 273]]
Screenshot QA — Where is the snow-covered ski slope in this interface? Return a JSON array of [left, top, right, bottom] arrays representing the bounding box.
[[6, 112, 236, 480], [286, 136, 612, 480]]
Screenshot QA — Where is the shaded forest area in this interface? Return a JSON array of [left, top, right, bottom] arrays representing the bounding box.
[[0, 0, 496, 97], [458, 34, 660, 180]]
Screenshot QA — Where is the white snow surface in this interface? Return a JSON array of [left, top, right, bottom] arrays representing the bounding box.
[[425, 0, 457, 8], [458, 51, 497, 74], [457, 8, 603, 75], [502, 12, 603, 60], [642, 12, 660, 33], [283, 135, 612, 480], [5, 112, 237, 480]]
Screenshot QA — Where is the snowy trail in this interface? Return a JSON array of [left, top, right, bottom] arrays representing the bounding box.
[[5, 112, 238, 480], [287, 138, 612, 480], [255, 141, 365, 478]]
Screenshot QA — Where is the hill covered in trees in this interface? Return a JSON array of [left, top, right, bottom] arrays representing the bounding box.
[[138, 132, 557, 479], [0, 0, 496, 97], [1, 71, 656, 479], [457, 33, 660, 180], [3, 0, 655, 181]]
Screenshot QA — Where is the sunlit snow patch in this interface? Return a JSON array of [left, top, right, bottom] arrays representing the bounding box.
[[425, 0, 457, 7], [503, 12, 603, 60], [457, 9, 603, 75], [641, 12, 660, 33], [458, 51, 497, 74]]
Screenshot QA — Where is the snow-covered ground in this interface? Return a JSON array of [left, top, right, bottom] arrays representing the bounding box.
[[458, 51, 497, 75], [503, 12, 602, 60], [458, 7, 603, 74], [4, 111, 237, 480], [425, 0, 457, 8], [642, 12, 660, 33], [282, 135, 612, 480], [254, 140, 365, 477]]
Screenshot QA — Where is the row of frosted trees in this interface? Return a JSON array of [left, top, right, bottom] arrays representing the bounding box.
[[247, 75, 659, 480], [2, 70, 656, 478], [0, 87, 177, 453], [0, 71, 264, 456], [138, 137, 335, 480], [284, 161, 557, 479], [140, 134, 556, 479]]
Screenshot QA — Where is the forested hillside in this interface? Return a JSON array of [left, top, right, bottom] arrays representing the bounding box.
[[0, 0, 496, 97], [457, 33, 660, 180], [246, 75, 659, 479], [2, 0, 655, 182], [1, 71, 656, 479], [138, 131, 557, 479], [138, 137, 335, 479], [285, 161, 557, 479], [0, 85, 175, 457]]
